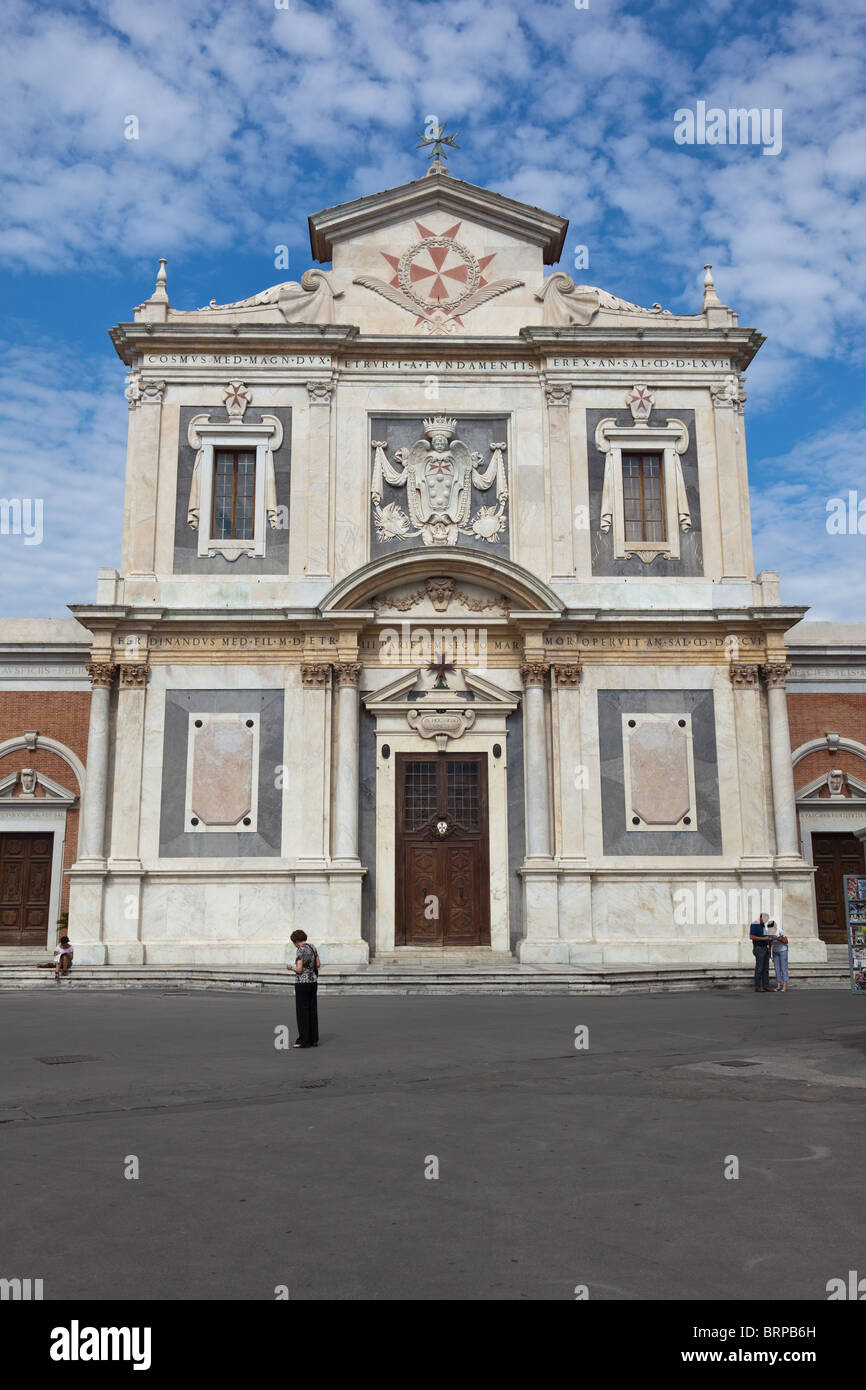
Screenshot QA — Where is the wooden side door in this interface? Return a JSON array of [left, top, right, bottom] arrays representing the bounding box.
[[0, 832, 54, 947], [813, 832, 866, 943], [396, 754, 490, 946]]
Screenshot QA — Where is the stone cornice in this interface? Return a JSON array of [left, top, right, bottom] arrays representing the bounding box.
[[521, 324, 765, 371], [108, 321, 360, 367], [108, 322, 765, 370]]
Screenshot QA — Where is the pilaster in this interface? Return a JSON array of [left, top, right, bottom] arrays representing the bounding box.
[[729, 663, 772, 864], [761, 661, 801, 864]]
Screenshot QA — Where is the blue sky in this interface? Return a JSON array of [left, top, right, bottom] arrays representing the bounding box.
[[1, 0, 864, 618]]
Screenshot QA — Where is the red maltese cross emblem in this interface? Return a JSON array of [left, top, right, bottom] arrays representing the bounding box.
[[353, 221, 523, 332]]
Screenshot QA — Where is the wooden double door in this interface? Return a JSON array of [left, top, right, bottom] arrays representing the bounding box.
[[813, 831, 865, 943], [0, 832, 54, 946], [396, 753, 490, 946]]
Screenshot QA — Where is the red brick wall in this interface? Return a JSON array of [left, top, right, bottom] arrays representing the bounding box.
[[788, 692, 866, 794], [0, 691, 91, 913], [788, 692, 866, 752]]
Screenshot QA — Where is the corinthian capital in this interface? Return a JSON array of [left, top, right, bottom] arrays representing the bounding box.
[[334, 662, 362, 687], [552, 663, 582, 686], [520, 661, 550, 687], [119, 664, 149, 688], [761, 662, 791, 689], [301, 663, 332, 687], [86, 662, 118, 688], [729, 663, 759, 688]]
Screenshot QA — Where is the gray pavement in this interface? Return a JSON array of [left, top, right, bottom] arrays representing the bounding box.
[[1, 988, 863, 1300]]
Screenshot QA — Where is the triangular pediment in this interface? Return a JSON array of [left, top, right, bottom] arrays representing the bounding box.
[[363, 666, 519, 715], [305, 169, 566, 337], [0, 769, 77, 804], [308, 169, 567, 265], [797, 771, 866, 801]]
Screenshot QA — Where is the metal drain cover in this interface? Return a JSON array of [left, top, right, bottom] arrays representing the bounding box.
[[36, 1055, 101, 1066]]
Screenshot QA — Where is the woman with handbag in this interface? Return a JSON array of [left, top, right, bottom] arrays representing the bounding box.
[[288, 929, 321, 1047], [769, 921, 789, 992]]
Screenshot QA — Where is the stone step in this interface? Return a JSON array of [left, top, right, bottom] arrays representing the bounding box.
[[0, 963, 850, 995]]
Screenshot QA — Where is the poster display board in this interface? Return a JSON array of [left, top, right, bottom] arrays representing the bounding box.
[[844, 874, 866, 993]]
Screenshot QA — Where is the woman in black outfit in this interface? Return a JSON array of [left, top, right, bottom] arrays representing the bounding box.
[[289, 929, 320, 1048]]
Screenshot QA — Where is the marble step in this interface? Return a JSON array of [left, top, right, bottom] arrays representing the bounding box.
[[0, 964, 850, 995]]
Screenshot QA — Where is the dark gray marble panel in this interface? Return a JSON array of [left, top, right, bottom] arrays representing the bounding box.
[[174, 406, 291, 575], [506, 707, 525, 947], [369, 415, 509, 560], [586, 407, 703, 577], [358, 699, 377, 954], [597, 689, 721, 855], [159, 689, 284, 857]]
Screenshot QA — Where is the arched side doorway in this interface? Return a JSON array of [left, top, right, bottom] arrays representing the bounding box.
[[793, 750, 866, 945], [0, 738, 84, 950]]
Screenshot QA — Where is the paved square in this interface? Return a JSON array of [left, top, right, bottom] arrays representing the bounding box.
[[1, 988, 863, 1300]]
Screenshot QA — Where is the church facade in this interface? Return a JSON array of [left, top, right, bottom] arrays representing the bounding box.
[[59, 165, 829, 967]]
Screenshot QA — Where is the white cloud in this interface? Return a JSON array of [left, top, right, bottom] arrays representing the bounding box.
[[750, 417, 866, 619], [2, 0, 865, 619], [0, 344, 126, 615]]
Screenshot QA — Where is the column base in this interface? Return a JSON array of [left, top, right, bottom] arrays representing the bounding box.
[[67, 865, 107, 963], [517, 864, 564, 961]]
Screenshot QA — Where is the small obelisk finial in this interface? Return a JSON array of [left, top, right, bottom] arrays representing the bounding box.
[[416, 121, 460, 175], [151, 257, 169, 302], [702, 263, 722, 309]]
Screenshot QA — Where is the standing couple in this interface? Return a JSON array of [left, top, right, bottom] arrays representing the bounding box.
[[749, 913, 789, 992]]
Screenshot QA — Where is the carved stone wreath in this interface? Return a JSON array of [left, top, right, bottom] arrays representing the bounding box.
[[397, 237, 481, 314]]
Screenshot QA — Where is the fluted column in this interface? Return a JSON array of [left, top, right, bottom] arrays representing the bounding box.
[[333, 662, 361, 862], [79, 662, 117, 863], [521, 661, 552, 858], [762, 662, 800, 861]]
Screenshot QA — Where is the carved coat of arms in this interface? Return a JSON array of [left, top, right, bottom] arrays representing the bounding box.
[[371, 418, 507, 547]]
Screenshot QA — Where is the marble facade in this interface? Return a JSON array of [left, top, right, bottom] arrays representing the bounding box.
[[60, 166, 826, 967]]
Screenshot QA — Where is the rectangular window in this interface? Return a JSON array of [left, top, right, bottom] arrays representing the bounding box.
[[403, 761, 438, 831], [212, 449, 256, 540], [447, 761, 480, 830], [622, 453, 665, 543]]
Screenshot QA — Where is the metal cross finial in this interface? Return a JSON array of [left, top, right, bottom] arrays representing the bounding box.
[[416, 121, 460, 165]]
